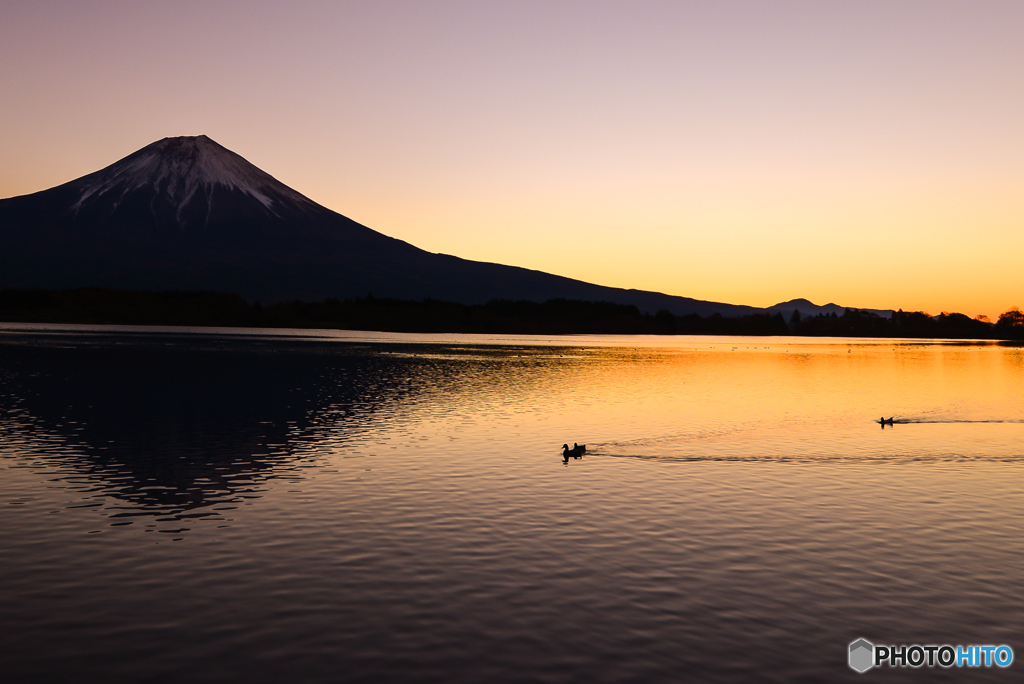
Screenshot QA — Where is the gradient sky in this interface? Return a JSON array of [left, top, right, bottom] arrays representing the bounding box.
[[2, 1, 1021, 318]]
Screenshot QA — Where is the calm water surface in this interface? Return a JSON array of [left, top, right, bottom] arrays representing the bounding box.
[[2, 324, 1024, 682]]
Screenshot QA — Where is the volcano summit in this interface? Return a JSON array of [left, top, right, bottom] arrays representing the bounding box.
[[0, 135, 758, 314]]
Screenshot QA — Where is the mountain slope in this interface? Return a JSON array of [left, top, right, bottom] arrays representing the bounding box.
[[0, 136, 761, 316]]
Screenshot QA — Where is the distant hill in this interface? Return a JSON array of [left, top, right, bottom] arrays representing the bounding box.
[[0, 135, 879, 318], [766, 298, 894, 320]]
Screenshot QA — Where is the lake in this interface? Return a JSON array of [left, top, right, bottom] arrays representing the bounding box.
[[1, 324, 1023, 682]]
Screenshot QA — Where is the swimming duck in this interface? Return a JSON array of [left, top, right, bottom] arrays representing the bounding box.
[[562, 443, 585, 459], [877, 416, 894, 426]]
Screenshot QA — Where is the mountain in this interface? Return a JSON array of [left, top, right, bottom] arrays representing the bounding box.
[[766, 298, 894, 320], [0, 136, 873, 319]]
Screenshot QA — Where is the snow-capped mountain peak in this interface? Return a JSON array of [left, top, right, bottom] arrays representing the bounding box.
[[72, 135, 314, 217]]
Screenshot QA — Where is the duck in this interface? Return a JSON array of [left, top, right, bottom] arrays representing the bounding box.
[[573, 442, 586, 454], [877, 416, 894, 426], [562, 443, 585, 459]]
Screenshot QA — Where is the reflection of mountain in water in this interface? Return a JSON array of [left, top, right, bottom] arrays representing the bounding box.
[[0, 332, 464, 525]]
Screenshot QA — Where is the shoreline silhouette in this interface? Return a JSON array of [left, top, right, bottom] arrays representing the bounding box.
[[0, 288, 1020, 339]]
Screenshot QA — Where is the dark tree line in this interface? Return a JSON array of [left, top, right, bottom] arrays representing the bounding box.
[[0, 288, 1021, 339]]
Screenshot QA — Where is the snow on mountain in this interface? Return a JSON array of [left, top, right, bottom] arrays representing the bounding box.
[[72, 135, 315, 220]]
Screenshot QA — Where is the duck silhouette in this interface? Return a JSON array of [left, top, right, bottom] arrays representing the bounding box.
[[878, 416, 895, 427], [562, 443, 585, 460]]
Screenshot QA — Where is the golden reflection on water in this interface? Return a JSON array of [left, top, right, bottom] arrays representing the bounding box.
[[348, 338, 1024, 466]]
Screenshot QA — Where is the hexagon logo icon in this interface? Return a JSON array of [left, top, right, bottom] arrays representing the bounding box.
[[849, 638, 874, 673]]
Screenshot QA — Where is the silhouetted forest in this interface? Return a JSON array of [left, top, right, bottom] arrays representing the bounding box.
[[0, 289, 1021, 340]]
